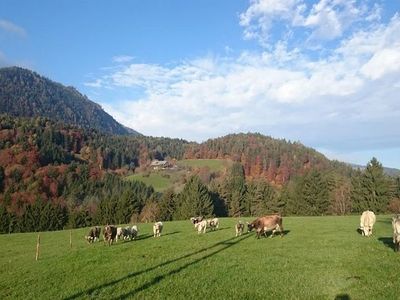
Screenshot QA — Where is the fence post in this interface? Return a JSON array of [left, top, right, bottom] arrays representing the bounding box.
[[35, 234, 40, 261]]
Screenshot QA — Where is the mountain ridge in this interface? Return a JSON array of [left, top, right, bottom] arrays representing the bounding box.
[[0, 66, 140, 136]]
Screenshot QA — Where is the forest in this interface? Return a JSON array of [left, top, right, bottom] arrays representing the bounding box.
[[0, 115, 399, 233]]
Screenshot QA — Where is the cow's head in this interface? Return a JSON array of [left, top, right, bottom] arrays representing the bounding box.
[[247, 222, 254, 232]]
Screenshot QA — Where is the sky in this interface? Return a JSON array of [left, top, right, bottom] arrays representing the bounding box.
[[1, 0, 400, 168]]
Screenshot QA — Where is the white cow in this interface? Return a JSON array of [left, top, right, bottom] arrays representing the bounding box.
[[359, 210, 376, 237], [392, 215, 400, 252], [235, 221, 244, 237], [116, 227, 124, 242], [207, 218, 219, 231], [131, 225, 138, 240], [195, 220, 207, 234], [153, 221, 163, 237]]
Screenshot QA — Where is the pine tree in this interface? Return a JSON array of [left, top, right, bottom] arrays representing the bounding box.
[[222, 163, 246, 217], [0, 166, 4, 193], [302, 170, 329, 215], [361, 157, 390, 213], [174, 175, 213, 219], [0, 203, 10, 233], [158, 188, 176, 221]]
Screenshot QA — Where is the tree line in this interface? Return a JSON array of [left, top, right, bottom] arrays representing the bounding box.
[[2, 157, 398, 234], [0, 116, 399, 233]]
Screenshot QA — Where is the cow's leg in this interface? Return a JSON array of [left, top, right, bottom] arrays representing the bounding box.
[[279, 224, 284, 237]]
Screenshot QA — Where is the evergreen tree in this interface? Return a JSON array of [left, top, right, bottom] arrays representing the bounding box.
[[0, 203, 10, 233], [174, 175, 213, 219], [222, 163, 246, 217], [361, 157, 390, 213], [302, 170, 329, 215], [0, 166, 4, 193], [245, 180, 277, 216], [158, 188, 176, 221]]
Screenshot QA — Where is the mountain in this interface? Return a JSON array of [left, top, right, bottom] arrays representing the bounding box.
[[0, 66, 140, 136]]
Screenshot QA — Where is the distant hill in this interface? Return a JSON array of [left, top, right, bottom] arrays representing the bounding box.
[[0, 66, 140, 136], [183, 133, 353, 185], [349, 163, 400, 177]]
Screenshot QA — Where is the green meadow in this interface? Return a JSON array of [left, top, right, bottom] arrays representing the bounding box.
[[177, 159, 229, 172], [0, 215, 399, 299], [125, 159, 229, 192], [125, 173, 174, 192]]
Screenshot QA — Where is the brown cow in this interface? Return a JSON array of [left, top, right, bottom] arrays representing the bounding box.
[[247, 214, 284, 239], [85, 226, 101, 243], [103, 225, 117, 246]]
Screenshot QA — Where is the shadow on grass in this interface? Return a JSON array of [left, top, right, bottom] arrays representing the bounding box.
[[335, 294, 351, 300], [247, 230, 291, 238], [106, 231, 181, 246], [64, 234, 251, 300], [377, 218, 393, 224], [378, 237, 395, 251]]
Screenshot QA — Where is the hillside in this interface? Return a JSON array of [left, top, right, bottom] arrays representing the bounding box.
[[0, 66, 139, 136], [184, 133, 353, 185], [1, 115, 398, 234]]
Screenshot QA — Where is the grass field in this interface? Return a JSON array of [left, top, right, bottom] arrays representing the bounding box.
[[1, 215, 399, 299], [177, 159, 229, 172], [125, 173, 174, 191], [126, 159, 229, 192]]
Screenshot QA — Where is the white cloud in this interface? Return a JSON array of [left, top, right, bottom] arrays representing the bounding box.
[[83, 4, 400, 165], [84, 78, 103, 88], [361, 48, 400, 80], [112, 55, 134, 63], [0, 19, 26, 37], [239, 0, 382, 46]]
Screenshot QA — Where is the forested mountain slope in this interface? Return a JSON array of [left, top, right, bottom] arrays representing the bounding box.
[[0, 67, 139, 135], [184, 133, 353, 185]]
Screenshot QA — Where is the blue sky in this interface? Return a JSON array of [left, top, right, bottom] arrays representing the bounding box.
[[1, 0, 400, 168]]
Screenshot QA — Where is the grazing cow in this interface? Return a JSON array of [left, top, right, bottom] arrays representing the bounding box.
[[207, 218, 219, 230], [235, 221, 244, 237], [247, 214, 284, 239], [116, 227, 124, 242], [131, 225, 138, 240], [123, 226, 133, 241], [103, 225, 117, 246], [85, 226, 101, 243], [392, 215, 400, 251], [359, 210, 376, 237], [195, 219, 207, 234], [190, 216, 204, 225], [153, 221, 163, 237]]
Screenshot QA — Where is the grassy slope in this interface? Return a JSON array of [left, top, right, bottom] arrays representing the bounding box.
[[177, 159, 228, 172], [125, 173, 173, 191], [0, 216, 399, 299], [125, 159, 228, 192]]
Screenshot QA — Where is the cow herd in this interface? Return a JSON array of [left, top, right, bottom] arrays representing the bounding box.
[[84, 210, 400, 252]]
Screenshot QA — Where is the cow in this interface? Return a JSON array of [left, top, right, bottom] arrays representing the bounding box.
[[122, 226, 133, 241], [85, 226, 101, 243], [153, 221, 163, 237], [359, 210, 376, 237], [207, 218, 219, 231], [195, 219, 207, 234], [392, 215, 400, 251], [235, 221, 244, 237], [103, 225, 117, 246], [247, 214, 284, 239], [190, 216, 204, 225], [116, 227, 124, 242], [131, 225, 138, 240]]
